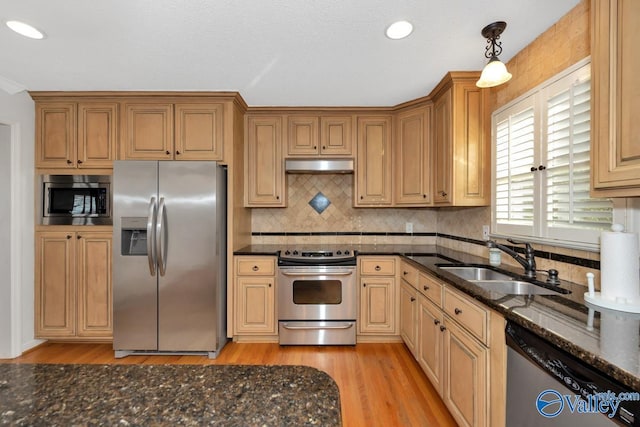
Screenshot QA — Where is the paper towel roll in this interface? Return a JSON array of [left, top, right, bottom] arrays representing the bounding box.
[[600, 224, 640, 301]]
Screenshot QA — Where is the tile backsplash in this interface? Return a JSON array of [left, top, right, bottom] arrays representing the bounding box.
[[251, 173, 602, 288], [251, 174, 437, 245]]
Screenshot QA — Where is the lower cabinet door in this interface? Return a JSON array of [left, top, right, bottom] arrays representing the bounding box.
[[35, 232, 76, 338], [76, 232, 113, 338], [417, 295, 444, 395], [359, 277, 396, 334], [235, 277, 276, 335], [399, 280, 418, 355], [443, 317, 488, 427]]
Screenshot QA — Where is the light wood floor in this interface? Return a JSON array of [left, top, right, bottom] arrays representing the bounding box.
[[2, 341, 457, 427]]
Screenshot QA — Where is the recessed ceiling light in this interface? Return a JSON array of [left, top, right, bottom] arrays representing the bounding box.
[[6, 20, 45, 40], [385, 20, 413, 40]]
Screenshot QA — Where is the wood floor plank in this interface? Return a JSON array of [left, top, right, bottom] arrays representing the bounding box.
[[1, 341, 457, 427]]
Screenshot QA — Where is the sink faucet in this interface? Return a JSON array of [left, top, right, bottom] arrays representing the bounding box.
[[487, 239, 537, 278]]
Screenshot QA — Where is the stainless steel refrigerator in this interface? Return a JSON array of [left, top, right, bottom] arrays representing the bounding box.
[[112, 160, 227, 358]]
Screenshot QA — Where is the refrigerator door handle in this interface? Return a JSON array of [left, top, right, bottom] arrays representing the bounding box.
[[156, 197, 168, 276], [146, 196, 157, 276]]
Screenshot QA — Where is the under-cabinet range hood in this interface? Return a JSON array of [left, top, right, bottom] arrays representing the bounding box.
[[285, 158, 354, 174]]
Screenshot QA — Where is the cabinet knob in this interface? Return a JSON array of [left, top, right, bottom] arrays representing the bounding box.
[[276, 196, 280, 200], [360, 196, 363, 200], [375, 265, 381, 271], [66, 235, 72, 239], [440, 325, 446, 332], [440, 191, 447, 197], [77, 159, 83, 164], [166, 150, 171, 155], [313, 146, 317, 149], [66, 159, 73, 165], [252, 265, 259, 271], [434, 319, 440, 325], [176, 150, 181, 155], [322, 146, 326, 150], [403, 271, 408, 275], [363, 283, 367, 287], [77, 235, 81, 239], [423, 285, 429, 291], [410, 297, 416, 302], [423, 194, 427, 198], [454, 308, 462, 315], [268, 283, 272, 288]]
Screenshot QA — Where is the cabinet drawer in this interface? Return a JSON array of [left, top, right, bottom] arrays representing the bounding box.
[[360, 257, 396, 276], [236, 257, 276, 276], [443, 287, 488, 344], [418, 272, 443, 307], [400, 261, 419, 288]]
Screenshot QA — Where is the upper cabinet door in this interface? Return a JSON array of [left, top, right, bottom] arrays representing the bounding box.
[[395, 105, 431, 206], [286, 115, 320, 156], [245, 115, 285, 207], [320, 115, 353, 156], [174, 103, 224, 160], [433, 90, 453, 205], [77, 102, 118, 169], [591, 0, 640, 197], [36, 102, 77, 169], [355, 116, 393, 206], [121, 103, 174, 160]]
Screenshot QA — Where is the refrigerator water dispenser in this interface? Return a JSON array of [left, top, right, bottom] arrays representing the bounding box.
[[121, 217, 148, 256]]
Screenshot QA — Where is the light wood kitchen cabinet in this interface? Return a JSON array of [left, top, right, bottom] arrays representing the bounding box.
[[430, 72, 489, 206], [35, 101, 118, 169], [395, 104, 432, 206], [286, 114, 354, 157], [443, 315, 488, 427], [121, 102, 224, 161], [355, 116, 393, 206], [234, 256, 277, 335], [591, 0, 640, 197], [35, 230, 112, 339], [399, 263, 505, 427], [245, 115, 285, 207], [399, 280, 418, 355], [417, 294, 445, 395], [358, 256, 397, 335]]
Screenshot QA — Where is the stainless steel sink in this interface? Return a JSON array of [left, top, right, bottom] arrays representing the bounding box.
[[470, 280, 564, 296], [438, 265, 513, 281]]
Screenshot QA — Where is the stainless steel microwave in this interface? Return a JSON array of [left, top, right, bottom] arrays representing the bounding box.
[[40, 175, 112, 225]]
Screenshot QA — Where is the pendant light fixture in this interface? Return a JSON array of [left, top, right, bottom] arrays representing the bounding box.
[[476, 21, 512, 88]]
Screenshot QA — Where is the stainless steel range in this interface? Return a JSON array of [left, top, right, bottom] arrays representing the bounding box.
[[277, 248, 357, 345]]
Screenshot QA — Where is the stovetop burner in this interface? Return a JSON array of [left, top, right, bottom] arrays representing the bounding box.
[[278, 247, 357, 266]]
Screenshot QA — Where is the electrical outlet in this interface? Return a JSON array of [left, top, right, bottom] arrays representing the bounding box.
[[405, 222, 413, 234], [482, 225, 490, 240]]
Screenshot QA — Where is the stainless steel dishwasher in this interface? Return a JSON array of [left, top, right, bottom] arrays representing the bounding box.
[[505, 322, 639, 426]]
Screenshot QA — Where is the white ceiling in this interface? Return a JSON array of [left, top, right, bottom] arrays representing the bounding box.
[[0, 0, 581, 106]]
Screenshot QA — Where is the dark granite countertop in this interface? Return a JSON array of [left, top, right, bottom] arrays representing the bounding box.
[[235, 244, 640, 391], [0, 364, 341, 426]]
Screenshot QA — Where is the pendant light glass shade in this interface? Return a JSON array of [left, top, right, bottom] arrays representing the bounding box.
[[476, 56, 512, 88]]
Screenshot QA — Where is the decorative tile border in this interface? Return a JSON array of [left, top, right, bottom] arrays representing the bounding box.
[[252, 231, 600, 270]]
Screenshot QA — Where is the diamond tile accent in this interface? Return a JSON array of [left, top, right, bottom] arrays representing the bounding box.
[[309, 191, 331, 214]]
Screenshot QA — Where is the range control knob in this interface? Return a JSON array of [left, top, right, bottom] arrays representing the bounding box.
[[284, 250, 291, 255], [344, 250, 350, 255], [336, 250, 342, 255], [293, 250, 299, 255]]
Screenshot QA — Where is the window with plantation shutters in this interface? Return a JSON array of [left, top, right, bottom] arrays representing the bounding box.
[[492, 59, 623, 249]]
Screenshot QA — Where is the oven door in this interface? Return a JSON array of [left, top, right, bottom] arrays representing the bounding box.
[[277, 266, 356, 321]]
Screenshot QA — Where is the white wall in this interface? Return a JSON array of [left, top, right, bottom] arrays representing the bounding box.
[[0, 90, 37, 358], [0, 124, 11, 354]]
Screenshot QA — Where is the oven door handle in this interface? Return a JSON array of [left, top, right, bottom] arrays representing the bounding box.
[[279, 270, 354, 276], [280, 322, 354, 330]]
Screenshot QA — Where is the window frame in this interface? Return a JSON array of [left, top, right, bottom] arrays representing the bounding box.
[[490, 57, 627, 251]]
